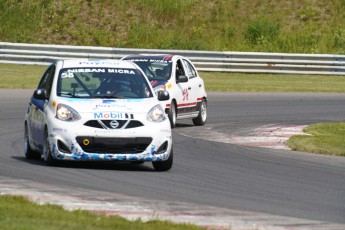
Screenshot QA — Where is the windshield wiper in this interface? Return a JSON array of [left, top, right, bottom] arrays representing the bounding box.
[[91, 95, 125, 99], [58, 93, 82, 98]]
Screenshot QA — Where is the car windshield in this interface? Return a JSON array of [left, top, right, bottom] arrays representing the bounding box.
[[126, 59, 172, 81], [57, 68, 153, 99]]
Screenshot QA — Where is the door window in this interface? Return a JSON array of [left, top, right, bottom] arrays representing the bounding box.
[[183, 59, 197, 79], [38, 65, 55, 98]]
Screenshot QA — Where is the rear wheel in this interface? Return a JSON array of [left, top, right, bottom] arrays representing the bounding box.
[[167, 100, 177, 128], [193, 98, 207, 126], [43, 129, 56, 166], [152, 147, 173, 171], [24, 124, 41, 160]]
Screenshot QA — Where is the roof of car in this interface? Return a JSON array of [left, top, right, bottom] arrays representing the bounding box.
[[60, 59, 138, 69], [122, 54, 175, 61]]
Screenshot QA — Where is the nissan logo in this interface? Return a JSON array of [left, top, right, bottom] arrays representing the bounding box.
[[109, 120, 119, 129]]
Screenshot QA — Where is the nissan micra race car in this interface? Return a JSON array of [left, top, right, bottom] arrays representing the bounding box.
[[122, 54, 207, 128], [24, 59, 173, 171]]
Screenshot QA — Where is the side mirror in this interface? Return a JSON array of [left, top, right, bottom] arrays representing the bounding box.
[[176, 75, 188, 83], [157, 90, 170, 101], [33, 89, 49, 100]]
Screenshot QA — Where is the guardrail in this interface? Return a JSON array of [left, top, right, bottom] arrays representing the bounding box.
[[1, 42, 345, 75]]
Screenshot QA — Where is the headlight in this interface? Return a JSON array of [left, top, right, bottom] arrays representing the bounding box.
[[56, 104, 81, 121], [147, 104, 166, 122]]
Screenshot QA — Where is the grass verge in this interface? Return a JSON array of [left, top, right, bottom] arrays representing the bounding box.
[[0, 195, 203, 230], [288, 122, 345, 157], [0, 63, 46, 88], [201, 72, 345, 93], [3, 63, 345, 92]]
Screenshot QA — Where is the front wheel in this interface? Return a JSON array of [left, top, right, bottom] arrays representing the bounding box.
[[43, 129, 56, 166], [152, 147, 173, 171], [167, 100, 177, 128], [24, 124, 41, 160], [193, 98, 207, 126]]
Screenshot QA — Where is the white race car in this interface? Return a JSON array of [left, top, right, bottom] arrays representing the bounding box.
[[24, 59, 173, 171], [122, 54, 207, 128]]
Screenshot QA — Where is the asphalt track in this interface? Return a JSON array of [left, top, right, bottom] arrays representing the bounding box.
[[1, 89, 345, 229]]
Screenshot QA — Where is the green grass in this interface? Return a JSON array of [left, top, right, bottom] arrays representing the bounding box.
[[3, 63, 345, 93], [0, 63, 46, 88], [288, 122, 345, 156], [201, 72, 345, 93], [0, 195, 203, 230], [2, 0, 345, 54]]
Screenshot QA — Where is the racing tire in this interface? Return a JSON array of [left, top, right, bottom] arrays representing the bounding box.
[[131, 161, 145, 165], [24, 124, 41, 160], [152, 147, 173, 171], [168, 100, 177, 128], [43, 129, 56, 166], [192, 98, 207, 126]]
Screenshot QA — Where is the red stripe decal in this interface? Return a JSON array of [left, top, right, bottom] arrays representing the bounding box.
[[177, 102, 197, 108], [164, 55, 173, 61], [151, 80, 159, 87]]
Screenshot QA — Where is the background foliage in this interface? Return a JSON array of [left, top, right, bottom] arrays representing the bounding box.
[[1, 0, 345, 53]]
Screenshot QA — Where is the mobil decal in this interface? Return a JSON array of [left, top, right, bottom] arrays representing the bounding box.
[[94, 112, 123, 119], [94, 112, 134, 119]]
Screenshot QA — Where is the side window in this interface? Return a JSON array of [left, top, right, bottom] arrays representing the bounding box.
[[38, 65, 55, 98], [183, 59, 197, 79], [175, 59, 185, 79]]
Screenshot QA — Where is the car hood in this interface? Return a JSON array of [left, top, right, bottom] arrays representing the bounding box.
[[58, 97, 159, 115]]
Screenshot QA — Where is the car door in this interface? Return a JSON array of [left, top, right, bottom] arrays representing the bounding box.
[[181, 58, 201, 113], [174, 59, 194, 114], [28, 65, 55, 148]]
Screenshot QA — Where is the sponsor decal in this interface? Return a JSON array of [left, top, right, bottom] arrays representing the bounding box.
[[126, 59, 172, 64], [93, 112, 134, 119], [107, 69, 136, 74], [94, 101, 126, 109], [51, 100, 57, 108], [94, 112, 123, 119], [164, 55, 173, 61], [182, 88, 189, 101], [78, 61, 120, 66], [52, 128, 67, 133], [102, 100, 117, 104], [94, 130, 135, 135], [61, 68, 135, 78], [125, 59, 149, 62]]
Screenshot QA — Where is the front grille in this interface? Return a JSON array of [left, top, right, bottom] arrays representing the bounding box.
[[84, 120, 103, 129], [126, 120, 144, 129], [84, 120, 143, 129], [76, 136, 152, 154], [102, 120, 127, 129]]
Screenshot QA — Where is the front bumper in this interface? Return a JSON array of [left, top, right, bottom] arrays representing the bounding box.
[[48, 120, 172, 162]]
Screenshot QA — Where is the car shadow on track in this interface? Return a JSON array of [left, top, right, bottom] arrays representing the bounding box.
[[12, 156, 158, 172], [175, 122, 194, 128]]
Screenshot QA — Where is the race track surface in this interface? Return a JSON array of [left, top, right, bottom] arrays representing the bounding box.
[[1, 89, 344, 229]]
